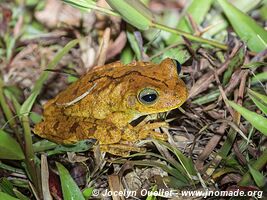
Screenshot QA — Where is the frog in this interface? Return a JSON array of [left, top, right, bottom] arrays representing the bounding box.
[[33, 58, 188, 156]]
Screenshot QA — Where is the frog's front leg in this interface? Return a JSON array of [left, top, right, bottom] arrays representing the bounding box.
[[122, 121, 169, 142], [103, 112, 169, 142], [95, 119, 147, 156], [100, 121, 169, 156]]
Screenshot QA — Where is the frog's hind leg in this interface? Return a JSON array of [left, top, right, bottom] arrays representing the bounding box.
[[100, 144, 146, 157], [33, 116, 123, 145], [33, 115, 92, 144]]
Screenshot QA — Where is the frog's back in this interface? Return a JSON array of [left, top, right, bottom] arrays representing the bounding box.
[[53, 61, 155, 105]]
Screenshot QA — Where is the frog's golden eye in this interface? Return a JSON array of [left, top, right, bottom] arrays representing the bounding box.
[[138, 88, 159, 105], [172, 59, 181, 74]]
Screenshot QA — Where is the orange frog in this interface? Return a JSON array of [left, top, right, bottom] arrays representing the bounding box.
[[33, 58, 188, 156]]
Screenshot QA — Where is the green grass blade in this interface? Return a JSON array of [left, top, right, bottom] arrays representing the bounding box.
[[0, 78, 21, 142], [218, 0, 267, 52], [152, 22, 227, 49], [203, 0, 262, 37], [251, 72, 267, 84], [63, 0, 95, 11], [250, 97, 267, 116], [82, 187, 94, 199], [63, 0, 118, 16], [242, 62, 267, 69], [239, 148, 267, 186], [0, 192, 19, 200], [146, 185, 157, 200], [248, 165, 265, 187], [106, 0, 152, 30], [228, 100, 267, 135], [0, 178, 16, 197], [120, 46, 134, 64], [248, 89, 267, 104], [151, 45, 191, 65], [192, 89, 220, 105], [56, 162, 85, 200], [248, 89, 267, 115], [20, 39, 78, 116], [154, 140, 197, 178], [126, 26, 142, 60], [12, 189, 30, 200], [0, 130, 25, 160], [166, 0, 214, 44], [4, 34, 16, 62]]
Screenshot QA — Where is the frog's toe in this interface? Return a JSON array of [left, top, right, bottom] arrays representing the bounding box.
[[149, 131, 168, 141]]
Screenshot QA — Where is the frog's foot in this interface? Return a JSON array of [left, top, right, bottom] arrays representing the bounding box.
[[100, 144, 146, 157], [122, 122, 168, 142]]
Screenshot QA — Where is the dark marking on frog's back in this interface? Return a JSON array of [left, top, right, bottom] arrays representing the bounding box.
[[70, 122, 79, 133], [53, 121, 60, 130]]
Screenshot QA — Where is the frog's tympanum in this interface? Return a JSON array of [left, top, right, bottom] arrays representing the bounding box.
[[34, 58, 188, 156]]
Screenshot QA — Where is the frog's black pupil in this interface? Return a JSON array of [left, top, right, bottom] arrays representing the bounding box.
[[142, 94, 157, 102], [174, 59, 181, 74]]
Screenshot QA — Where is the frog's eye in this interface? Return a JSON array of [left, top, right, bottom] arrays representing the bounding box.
[[172, 59, 181, 74], [138, 88, 159, 105]]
